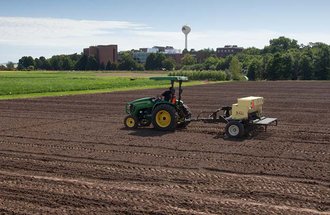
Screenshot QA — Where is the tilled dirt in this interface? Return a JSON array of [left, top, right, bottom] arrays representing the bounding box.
[[0, 81, 329, 214]]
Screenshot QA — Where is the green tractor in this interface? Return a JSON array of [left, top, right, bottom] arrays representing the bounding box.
[[124, 76, 191, 131]]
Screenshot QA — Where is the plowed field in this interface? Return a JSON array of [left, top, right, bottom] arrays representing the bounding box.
[[0, 81, 329, 214]]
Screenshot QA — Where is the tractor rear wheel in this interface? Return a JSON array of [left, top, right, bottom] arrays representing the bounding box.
[[225, 121, 245, 138], [124, 115, 138, 129], [152, 104, 177, 131]]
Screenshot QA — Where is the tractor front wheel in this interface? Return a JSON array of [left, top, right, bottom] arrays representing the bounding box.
[[152, 104, 177, 131], [124, 115, 138, 129], [225, 121, 245, 138]]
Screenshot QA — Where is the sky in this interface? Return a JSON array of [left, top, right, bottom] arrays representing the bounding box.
[[0, 0, 330, 63]]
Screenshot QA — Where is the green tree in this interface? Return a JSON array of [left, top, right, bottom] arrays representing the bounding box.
[[145, 53, 165, 70], [290, 50, 301, 80], [155, 53, 166, 69], [242, 47, 261, 55], [267, 53, 282, 80], [106, 61, 118, 70], [118, 52, 139, 70], [196, 48, 216, 63], [135, 63, 145, 71], [99, 63, 106, 70], [145, 53, 156, 70], [217, 56, 232, 71], [34, 58, 41, 70], [267, 53, 293, 80], [162, 58, 175, 71], [49, 56, 63, 70], [215, 58, 226, 70], [261, 54, 273, 80], [75, 55, 88, 70], [264, 36, 299, 53], [0, 65, 6, 71], [17, 53, 81, 71], [18, 56, 35, 70], [203, 56, 219, 70], [280, 53, 293, 79], [229, 56, 243, 80], [35, 56, 51, 70], [85, 56, 99, 70], [6, 61, 15, 70], [314, 45, 330, 80], [62, 57, 74, 70], [247, 59, 262, 80], [106, 61, 111, 70], [68, 53, 81, 63], [299, 54, 313, 80], [181, 54, 197, 66]]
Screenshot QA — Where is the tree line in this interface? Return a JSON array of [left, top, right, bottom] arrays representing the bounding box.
[[2, 36, 330, 80], [178, 37, 330, 80], [3, 51, 177, 72]]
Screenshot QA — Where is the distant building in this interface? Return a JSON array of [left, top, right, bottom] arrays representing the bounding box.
[[152, 46, 166, 52], [216, 45, 244, 58], [139, 48, 148, 53], [83, 45, 118, 65], [133, 46, 181, 64], [164, 46, 181, 54]]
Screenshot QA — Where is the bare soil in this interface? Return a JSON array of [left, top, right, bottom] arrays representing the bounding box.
[[0, 81, 329, 214]]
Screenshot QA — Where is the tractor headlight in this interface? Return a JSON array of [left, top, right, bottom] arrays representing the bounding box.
[[126, 104, 131, 114], [126, 104, 134, 114]]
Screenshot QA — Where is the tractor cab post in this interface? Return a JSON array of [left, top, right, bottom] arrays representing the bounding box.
[[168, 79, 184, 103], [178, 80, 183, 102]]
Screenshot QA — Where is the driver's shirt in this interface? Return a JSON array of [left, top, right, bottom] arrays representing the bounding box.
[[162, 90, 172, 102]]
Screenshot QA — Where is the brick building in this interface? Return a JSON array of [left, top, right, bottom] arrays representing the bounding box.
[[83, 45, 118, 65], [216, 45, 244, 58]]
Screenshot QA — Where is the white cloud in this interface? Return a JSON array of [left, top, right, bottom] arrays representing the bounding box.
[[0, 16, 330, 62], [0, 16, 149, 47]]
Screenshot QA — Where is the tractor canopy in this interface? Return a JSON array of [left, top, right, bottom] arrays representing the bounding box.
[[150, 76, 188, 102], [149, 76, 188, 82]]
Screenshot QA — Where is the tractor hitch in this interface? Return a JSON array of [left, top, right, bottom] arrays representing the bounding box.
[[191, 107, 230, 124]]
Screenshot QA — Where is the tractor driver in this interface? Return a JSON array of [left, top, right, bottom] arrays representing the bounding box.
[[162, 87, 175, 102]]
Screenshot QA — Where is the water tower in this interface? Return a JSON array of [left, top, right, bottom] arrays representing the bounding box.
[[182, 25, 191, 51]]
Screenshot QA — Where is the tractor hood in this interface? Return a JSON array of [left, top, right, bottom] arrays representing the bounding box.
[[126, 97, 155, 114], [128, 97, 154, 105]]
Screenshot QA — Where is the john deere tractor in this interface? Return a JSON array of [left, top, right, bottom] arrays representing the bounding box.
[[124, 76, 191, 131]]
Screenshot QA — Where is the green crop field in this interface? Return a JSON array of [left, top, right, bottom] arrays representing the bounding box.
[[0, 71, 203, 100]]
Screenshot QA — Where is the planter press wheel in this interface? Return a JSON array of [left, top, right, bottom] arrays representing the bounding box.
[[225, 121, 245, 138]]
